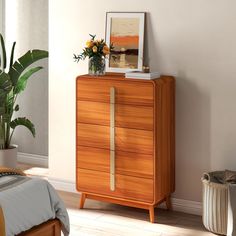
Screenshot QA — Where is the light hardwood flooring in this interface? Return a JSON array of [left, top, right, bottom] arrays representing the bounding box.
[[58, 191, 214, 236], [18, 163, 215, 236]]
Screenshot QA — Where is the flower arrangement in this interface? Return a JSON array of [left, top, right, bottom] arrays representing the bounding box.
[[73, 34, 112, 75]]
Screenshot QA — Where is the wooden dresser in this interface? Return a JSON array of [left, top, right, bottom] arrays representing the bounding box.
[[76, 73, 175, 222]]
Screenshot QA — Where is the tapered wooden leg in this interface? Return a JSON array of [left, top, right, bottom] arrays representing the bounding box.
[[166, 195, 172, 210], [79, 193, 86, 209], [149, 206, 155, 223]]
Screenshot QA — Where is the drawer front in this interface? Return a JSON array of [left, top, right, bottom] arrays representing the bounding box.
[[77, 168, 154, 203], [77, 101, 153, 130], [116, 104, 153, 130], [116, 127, 153, 154], [77, 146, 153, 178], [77, 79, 154, 106], [77, 146, 109, 172], [77, 123, 110, 149], [116, 150, 153, 178], [77, 101, 109, 126], [77, 123, 153, 154]]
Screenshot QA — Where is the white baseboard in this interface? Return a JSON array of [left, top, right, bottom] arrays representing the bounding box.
[[48, 177, 202, 216], [17, 152, 48, 167], [171, 198, 202, 215], [48, 177, 77, 193]]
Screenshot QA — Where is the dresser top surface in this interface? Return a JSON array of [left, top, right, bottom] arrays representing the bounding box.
[[77, 73, 173, 83]]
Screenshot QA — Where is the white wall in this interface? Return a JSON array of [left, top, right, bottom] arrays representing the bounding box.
[[49, 0, 236, 202], [5, 0, 48, 156], [0, 0, 3, 35]]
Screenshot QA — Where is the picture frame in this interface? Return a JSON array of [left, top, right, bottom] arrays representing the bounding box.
[[105, 12, 145, 73]]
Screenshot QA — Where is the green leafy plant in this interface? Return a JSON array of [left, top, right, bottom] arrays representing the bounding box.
[[0, 33, 48, 149]]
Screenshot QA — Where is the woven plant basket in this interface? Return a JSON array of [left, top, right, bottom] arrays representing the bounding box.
[[202, 172, 228, 235]]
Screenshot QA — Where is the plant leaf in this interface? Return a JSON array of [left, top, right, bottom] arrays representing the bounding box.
[[0, 70, 12, 106], [0, 107, 5, 115], [0, 70, 13, 92], [0, 124, 4, 145], [14, 104, 19, 111], [9, 49, 48, 86], [89, 34, 96, 40], [6, 93, 14, 114], [14, 66, 43, 94], [0, 33, 7, 69], [1, 113, 10, 122], [10, 117, 35, 137], [9, 42, 16, 69]]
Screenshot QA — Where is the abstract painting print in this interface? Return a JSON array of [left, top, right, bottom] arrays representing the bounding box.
[[106, 12, 145, 73]]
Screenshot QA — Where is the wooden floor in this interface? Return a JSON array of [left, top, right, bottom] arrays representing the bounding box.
[[18, 163, 214, 236], [57, 191, 214, 236]]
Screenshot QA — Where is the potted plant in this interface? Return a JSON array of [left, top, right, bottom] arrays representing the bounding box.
[[0, 33, 48, 167]]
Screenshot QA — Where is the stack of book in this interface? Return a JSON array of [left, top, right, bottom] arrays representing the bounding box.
[[125, 71, 160, 80]]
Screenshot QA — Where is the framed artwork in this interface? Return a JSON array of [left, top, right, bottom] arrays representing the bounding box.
[[105, 12, 145, 73]]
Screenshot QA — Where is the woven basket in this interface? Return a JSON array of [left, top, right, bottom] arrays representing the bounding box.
[[202, 173, 228, 235]]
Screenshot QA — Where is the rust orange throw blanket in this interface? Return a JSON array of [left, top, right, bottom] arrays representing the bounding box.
[[0, 167, 25, 177], [0, 167, 25, 236]]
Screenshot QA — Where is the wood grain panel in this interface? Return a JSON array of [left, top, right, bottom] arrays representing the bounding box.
[[77, 101, 109, 126], [116, 104, 153, 130], [77, 123, 109, 149], [77, 168, 153, 202], [77, 78, 154, 106], [116, 127, 153, 154], [77, 146, 109, 172], [154, 77, 175, 202], [116, 150, 153, 178], [77, 123, 153, 154], [18, 219, 61, 236], [77, 100, 153, 130], [77, 146, 153, 178], [84, 193, 151, 210]]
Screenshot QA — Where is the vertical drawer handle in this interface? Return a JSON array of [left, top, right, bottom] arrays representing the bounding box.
[[110, 87, 115, 191]]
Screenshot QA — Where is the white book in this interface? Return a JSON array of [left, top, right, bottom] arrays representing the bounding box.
[[125, 71, 160, 80]]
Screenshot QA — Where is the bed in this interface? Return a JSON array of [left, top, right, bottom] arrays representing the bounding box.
[[0, 167, 69, 236], [17, 219, 61, 236]]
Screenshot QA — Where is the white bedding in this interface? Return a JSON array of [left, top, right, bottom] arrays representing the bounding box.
[[0, 175, 70, 236]]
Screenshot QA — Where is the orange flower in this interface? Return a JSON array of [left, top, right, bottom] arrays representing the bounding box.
[[86, 40, 93, 48], [92, 46, 98, 53], [103, 45, 110, 54]]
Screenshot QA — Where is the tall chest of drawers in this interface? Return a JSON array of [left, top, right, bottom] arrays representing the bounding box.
[[76, 73, 175, 222]]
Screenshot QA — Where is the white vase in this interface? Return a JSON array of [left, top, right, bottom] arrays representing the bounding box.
[[0, 145, 18, 168]]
